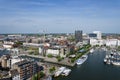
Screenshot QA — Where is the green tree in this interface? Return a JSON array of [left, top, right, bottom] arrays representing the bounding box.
[[32, 75, 36, 80], [38, 71, 45, 78], [49, 66, 56, 73], [0, 74, 3, 79], [47, 54, 53, 58], [56, 56, 63, 62]]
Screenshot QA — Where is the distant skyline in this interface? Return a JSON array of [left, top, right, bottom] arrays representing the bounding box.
[[0, 0, 120, 33]]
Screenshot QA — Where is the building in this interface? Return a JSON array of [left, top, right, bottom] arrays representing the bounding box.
[[93, 31, 102, 40], [75, 30, 83, 42], [12, 60, 38, 80], [45, 45, 70, 57], [9, 69, 20, 80], [3, 41, 14, 49], [83, 39, 90, 45], [0, 55, 10, 68], [7, 58, 24, 69], [90, 39, 105, 46], [105, 39, 120, 47], [88, 33, 97, 39], [46, 48, 59, 56]]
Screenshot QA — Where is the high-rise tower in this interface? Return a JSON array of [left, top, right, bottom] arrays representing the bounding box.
[[75, 30, 83, 43]]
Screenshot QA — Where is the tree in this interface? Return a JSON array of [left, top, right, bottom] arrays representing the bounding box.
[[47, 54, 53, 58], [56, 56, 63, 62], [38, 71, 45, 78], [49, 66, 56, 73], [0, 74, 3, 79], [13, 41, 23, 48], [32, 75, 36, 80]]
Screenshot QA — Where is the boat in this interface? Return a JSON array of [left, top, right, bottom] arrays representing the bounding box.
[[105, 55, 109, 58], [76, 55, 88, 65], [112, 61, 120, 66], [90, 48, 94, 53], [104, 58, 107, 63], [106, 59, 111, 64], [61, 68, 71, 76], [54, 67, 66, 77], [47, 75, 52, 80], [0, 48, 4, 51]]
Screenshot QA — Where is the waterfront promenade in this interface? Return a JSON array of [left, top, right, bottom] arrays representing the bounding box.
[[19, 54, 75, 67]]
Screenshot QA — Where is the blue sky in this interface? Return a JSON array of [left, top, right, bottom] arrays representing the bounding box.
[[0, 0, 120, 33]]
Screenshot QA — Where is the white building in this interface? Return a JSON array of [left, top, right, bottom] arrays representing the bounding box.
[[118, 40, 120, 46], [105, 39, 120, 47], [46, 48, 59, 56], [23, 43, 44, 47], [45, 46, 70, 57], [8, 35, 21, 37], [39, 47, 43, 54], [90, 39, 105, 46], [4, 41, 14, 45], [3, 44, 13, 49], [3, 41, 14, 49], [93, 31, 102, 40], [7, 58, 24, 68]]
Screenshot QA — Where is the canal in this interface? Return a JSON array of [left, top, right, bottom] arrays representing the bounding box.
[[53, 49, 120, 80], [0, 49, 10, 56]]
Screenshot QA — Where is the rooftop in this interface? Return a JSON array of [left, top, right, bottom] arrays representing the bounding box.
[[14, 60, 34, 67]]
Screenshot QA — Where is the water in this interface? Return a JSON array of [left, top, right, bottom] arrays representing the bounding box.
[[0, 49, 10, 56], [53, 49, 120, 80], [20, 55, 42, 62]]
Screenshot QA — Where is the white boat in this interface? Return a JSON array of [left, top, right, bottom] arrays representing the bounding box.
[[112, 62, 120, 66], [76, 55, 88, 65], [54, 67, 66, 77], [47, 75, 52, 80], [106, 59, 111, 64], [104, 58, 107, 63], [105, 55, 109, 58], [90, 48, 94, 53], [62, 68, 71, 76], [0, 48, 4, 51]]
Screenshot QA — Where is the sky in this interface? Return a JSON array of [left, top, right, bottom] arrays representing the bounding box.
[[0, 0, 120, 33]]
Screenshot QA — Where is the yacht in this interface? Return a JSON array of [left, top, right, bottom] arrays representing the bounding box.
[[112, 61, 120, 66], [106, 59, 111, 64], [90, 48, 94, 53], [105, 55, 109, 58], [54, 67, 66, 77], [104, 58, 107, 63], [0, 48, 4, 51], [47, 75, 52, 80], [61, 68, 71, 76], [76, 55, 88, 65]]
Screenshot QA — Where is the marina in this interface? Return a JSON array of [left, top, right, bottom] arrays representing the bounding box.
[[104, 50, 120, 66], [53, 49, 120, 80]]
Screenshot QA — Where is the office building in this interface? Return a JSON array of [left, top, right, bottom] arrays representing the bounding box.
[[75, 30, 83, 42]]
